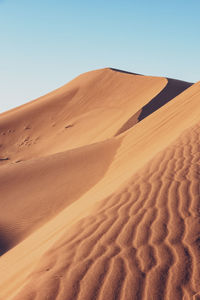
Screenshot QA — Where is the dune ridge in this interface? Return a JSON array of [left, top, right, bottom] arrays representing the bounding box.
[[0, 68, 199, 300]]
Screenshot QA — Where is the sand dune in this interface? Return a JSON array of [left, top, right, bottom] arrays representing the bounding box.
[[0, 68, 199, 299]]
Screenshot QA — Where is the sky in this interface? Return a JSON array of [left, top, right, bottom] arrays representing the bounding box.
[[0, 0, 200, 113]]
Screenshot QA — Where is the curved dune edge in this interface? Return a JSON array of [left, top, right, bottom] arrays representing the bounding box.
[[115, 76, 192, 135], [107, 81, 200, 188], [0, 138, 122, 253], [0, 81, 199, 299]]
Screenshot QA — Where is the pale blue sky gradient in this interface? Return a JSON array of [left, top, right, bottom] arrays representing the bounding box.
[[0, 0, 200, 112]]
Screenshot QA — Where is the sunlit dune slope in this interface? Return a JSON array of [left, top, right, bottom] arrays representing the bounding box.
[[11, 121, 200, 300], [0, 69, 199, 300], [0, 68, 191, 165], [0, 138, 121, 253]]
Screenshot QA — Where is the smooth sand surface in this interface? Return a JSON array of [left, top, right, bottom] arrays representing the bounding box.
[[0, 68, 200, 299]]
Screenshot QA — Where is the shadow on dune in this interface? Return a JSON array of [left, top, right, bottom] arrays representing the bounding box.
[[138, 78, 193, 121], [109, 68, 142, 76], [0, 231, 11, 255], [115, 77, 193, 136]]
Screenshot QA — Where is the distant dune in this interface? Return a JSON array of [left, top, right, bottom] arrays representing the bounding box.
[[0, 68, 200, 299]]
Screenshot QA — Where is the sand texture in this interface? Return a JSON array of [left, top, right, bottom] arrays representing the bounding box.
[[0, 68, 200, 299]]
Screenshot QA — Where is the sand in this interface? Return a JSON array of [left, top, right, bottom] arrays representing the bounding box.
[[0, 68, 200, 299]]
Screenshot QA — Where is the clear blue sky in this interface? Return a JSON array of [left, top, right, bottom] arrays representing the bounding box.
[[0, 0, 200, 112]]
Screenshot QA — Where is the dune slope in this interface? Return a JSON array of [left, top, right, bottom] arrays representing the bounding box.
[[0, 138, 121, 254], [12, 122, 200, 300]]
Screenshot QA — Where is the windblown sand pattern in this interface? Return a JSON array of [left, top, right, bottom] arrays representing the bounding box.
[[10, 122, 200, 300], [0, 69, 200, 300]]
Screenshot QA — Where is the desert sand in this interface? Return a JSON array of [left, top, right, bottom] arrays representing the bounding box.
[[0, 68, 200, 299]]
